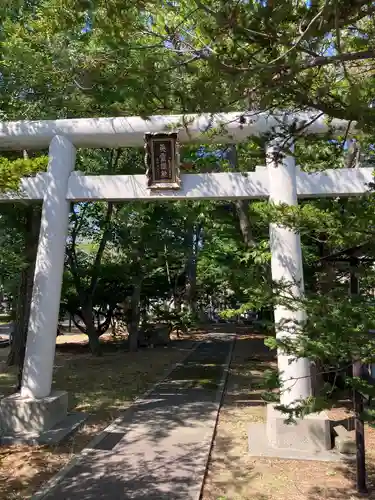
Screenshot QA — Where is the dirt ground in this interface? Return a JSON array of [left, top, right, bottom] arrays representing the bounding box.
[[202, 332, 375, 500], [0, 332, 201, 500]]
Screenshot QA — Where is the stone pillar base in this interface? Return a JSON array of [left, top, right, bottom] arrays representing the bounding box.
[[266, 403, 331, 452], [0, 390, 68, 435], [248, 403, 345, 462], [0, 390, 86, 445]]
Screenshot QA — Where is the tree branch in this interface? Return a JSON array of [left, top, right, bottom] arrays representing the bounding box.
[[316, 2, 375, 39], [98, 309, 113, 335], [71, 311, 87, 334], [265, 3, 328, 67], [296, 49, 375, 72], [88, 149, 122, 294], [66, 202, 89, 297], [217, 48, 375, 75], [89, 201, 114, 295]]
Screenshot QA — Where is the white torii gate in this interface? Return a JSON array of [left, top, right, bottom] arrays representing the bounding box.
[[0, 111, 372, 449]]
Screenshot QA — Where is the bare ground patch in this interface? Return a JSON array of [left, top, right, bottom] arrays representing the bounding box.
[[202, 332, 375, 500]]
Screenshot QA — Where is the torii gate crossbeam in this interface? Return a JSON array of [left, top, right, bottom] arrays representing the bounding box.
[[0, 167, 373, 202]]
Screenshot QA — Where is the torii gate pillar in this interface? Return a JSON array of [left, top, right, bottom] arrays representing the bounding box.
[[247, 141, 333, 461], [267, 139, 312, 406], [0, 137, 88, 443], [21, 136, 76, 400]]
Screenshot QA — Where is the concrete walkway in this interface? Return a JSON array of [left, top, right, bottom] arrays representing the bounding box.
[[34, 333, 235, 500]]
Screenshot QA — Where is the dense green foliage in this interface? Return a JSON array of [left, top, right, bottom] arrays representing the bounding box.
[[0, 1, 374, 431], [0, 156, 47, 192]]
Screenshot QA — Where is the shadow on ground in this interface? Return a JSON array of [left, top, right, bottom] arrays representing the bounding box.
[[4, 328, 373, 500], [39, 334, 234, 500], [307, 460, 375, 499], [202, 332, 375, 500], [0, 336, 202, 499]]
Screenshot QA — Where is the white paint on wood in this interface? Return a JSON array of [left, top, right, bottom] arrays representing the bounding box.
[[0, 111, 352, 150], [21, 136, 76, 399], [0, 167, 373, 202], [267, 141, 312, 406], [0, 174, 47, 201], [66, 170, 269, 201], [296, 167, 374, 198]]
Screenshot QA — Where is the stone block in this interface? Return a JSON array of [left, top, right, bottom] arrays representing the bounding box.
[[266, 403, 331, 452], [151, 325, 171, 346], [248, 422, 343, 461], [333, 425, 356, 455], [0, 412, 88, 446], [0, 390, 68, 435]]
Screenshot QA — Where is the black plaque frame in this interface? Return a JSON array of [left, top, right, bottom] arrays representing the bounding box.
[[144, 132, 181, 189]]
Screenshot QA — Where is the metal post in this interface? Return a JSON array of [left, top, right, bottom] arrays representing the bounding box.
[[350, 258, 367, 495], [352, 360, 367, 494]]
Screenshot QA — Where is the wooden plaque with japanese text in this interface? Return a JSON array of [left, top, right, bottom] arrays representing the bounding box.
[[145, 132, 181, 189]]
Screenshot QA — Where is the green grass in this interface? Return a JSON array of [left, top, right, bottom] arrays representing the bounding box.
[[0, 314, 11, 324], [168, 363, 223, 389]]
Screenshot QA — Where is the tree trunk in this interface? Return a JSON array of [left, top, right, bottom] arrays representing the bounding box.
[[67, 201, 115, 355], [185, 222, 202, 315], [173, 295, 182, 313], [128, 280, 142, 352], [235, 199, 256, 248], [317, 234, 337, 293], [226, 145, 256, 248], [111, 316, 117, 336], [82, 302, 102, 356], [7, 205, 41, 390], [8, 266, 28, 389], [311, 235, 334, 395]]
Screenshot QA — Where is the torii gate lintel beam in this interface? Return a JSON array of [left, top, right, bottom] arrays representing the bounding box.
[[0, 167, 372, 202], [0, 111, 354, 150]]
